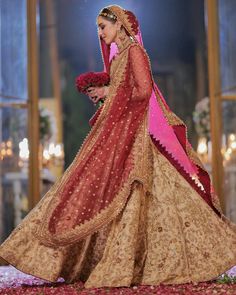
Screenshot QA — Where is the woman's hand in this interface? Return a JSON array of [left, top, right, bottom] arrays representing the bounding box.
[[87, 86, 109, 104]]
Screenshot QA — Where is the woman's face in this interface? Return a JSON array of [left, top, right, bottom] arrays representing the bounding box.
[[97, 16, 118, 45]]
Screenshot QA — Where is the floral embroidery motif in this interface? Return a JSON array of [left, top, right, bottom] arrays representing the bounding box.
[[1, 120, 236, 287]]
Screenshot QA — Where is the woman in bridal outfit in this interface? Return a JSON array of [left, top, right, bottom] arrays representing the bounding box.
[[0, 4, 236, 289]]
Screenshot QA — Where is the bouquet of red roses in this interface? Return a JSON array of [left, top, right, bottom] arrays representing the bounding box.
[[75, 71, 110, 127], [75, 71, 110, 94]]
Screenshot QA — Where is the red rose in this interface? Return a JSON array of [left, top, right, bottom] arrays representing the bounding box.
[[75, 72, 110, 94]]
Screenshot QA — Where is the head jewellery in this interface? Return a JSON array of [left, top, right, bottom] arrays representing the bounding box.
[[98, 5, 139, 39], [99, 11, 117, 21]]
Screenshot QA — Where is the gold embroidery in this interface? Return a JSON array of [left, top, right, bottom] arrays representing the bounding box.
[[1, 4, 235, 287], [33, 44, 152, 247], [35, 112, 152, 246], [152, 83, 222, 214], [1, 117, 236, 286], [84, 139, 236, 288]]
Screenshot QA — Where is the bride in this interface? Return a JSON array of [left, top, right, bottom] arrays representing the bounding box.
[[0, 4, 236, 289]]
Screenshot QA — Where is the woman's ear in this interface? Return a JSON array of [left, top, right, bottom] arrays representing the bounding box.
[[116, 20, 123, 30]]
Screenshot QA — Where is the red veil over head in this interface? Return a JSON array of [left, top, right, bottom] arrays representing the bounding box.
[[98, 5, 222, 216]]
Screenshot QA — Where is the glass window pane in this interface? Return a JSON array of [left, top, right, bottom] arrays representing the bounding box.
[[39, 1, 54, 98], [218, 0, 236, 95], [222, 101, 236, 222], [0, 0, 28, 103], [0, 108, 29, 242]]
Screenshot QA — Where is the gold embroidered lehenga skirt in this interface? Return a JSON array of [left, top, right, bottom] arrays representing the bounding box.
[[0, 113, 236, 289]]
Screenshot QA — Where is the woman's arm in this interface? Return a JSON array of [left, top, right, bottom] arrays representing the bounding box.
[[129, 45, 153, 101]]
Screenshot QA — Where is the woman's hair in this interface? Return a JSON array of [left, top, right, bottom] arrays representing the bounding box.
[[98, 8, 117, 24]]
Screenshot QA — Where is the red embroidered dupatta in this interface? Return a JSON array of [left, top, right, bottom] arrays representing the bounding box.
[[35, 5, 222, 247], [99, 5, 222, 215]]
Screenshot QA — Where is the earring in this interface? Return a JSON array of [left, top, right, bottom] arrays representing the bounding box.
[[117, 27, 126, 42]]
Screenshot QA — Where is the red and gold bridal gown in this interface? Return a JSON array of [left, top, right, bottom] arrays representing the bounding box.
[[1, 4, 236, 289]]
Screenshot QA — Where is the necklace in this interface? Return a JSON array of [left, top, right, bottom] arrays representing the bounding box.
[[117, 37, 133, 55], [110, 37, 133, 78]]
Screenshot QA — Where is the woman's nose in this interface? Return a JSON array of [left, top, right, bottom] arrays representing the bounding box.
[[98, 29, 102, 36]]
